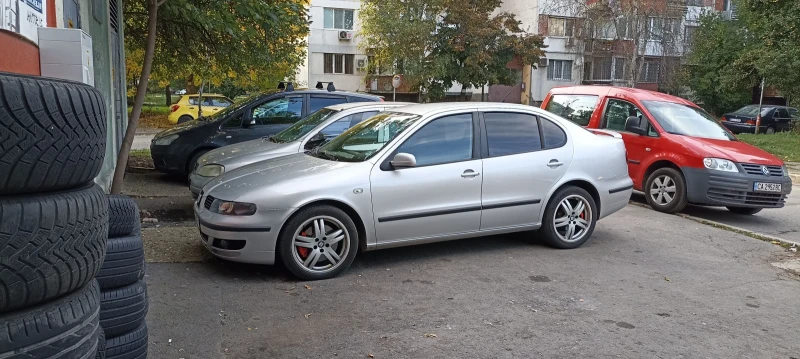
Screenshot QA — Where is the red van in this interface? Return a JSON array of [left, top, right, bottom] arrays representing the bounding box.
[[541, 86, 792, 214]]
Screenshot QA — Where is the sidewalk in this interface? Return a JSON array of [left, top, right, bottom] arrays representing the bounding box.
[[786, 162, 800, 181]]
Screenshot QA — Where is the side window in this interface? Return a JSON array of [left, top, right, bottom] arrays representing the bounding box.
[[776, 108, 789, 118], [396, 114, 473, 167], [356, 111, 379, 126], [484, 112, 541, 156], [348, 96, 378, 103], [320, 115, 355, 138], [544, 94, 599, 126], [602, 99, 644, 132], [221, 113, 243, 128], [210, 98, 232, 107], [541, 119, 567, 149], [251, 96, 304, 125], [310, 96, 347, 113], [188, 97, 199, 105]]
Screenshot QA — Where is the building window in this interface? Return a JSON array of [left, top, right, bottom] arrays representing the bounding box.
[[547, 60, 573, 81], [324, 54, 355, 74], [548, 17, 575, 37], [648, 18, 681, 41], [594, 20, 616, 40], [684, 26, 698, 44], [613, 58, 626, 80], [686, 0, 703, 6], [324, 8, 354, 30], [641, 60, 660, 83], [591, 57, 626, 81]]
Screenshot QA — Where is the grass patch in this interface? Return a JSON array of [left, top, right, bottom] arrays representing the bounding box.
[[737, 132, 800, 162], [128, 106, 172, 129], [130, 149, 151, 158]]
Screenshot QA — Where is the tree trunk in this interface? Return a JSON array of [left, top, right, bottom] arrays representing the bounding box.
[[110, 0, 164, 194], [165, 85, 171, 106]]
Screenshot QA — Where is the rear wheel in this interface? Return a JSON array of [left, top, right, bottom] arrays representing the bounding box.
[[540, 186, 598, 249], [726, 206, 763, 215], [645, 167, 688, 214], [278, 206, 358, 280], [765, 126, 776, 134], [178, 115, 193, 124]]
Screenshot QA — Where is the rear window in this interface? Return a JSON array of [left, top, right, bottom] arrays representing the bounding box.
[[544, 95, 598, 126]]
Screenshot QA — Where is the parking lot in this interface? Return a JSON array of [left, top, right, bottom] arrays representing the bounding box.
[[136, 177, 800, 358]]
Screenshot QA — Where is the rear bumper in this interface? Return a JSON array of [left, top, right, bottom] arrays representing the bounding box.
[[682, 167, 792, 208], [721, 122, 764, 134]]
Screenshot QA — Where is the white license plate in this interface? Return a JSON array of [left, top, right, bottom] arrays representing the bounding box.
[[754, 182, 781, 192], [728, 118, 741, 123]]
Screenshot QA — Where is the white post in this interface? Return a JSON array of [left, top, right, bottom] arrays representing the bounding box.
[[755, 77, 765, 134]]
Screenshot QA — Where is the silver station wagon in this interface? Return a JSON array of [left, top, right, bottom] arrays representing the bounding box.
[[194, 103, 633, 280]]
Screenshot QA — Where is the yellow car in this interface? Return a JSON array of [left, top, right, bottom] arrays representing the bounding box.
[[168, 94, 234, 124]]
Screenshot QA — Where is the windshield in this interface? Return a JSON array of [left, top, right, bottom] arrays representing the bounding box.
[[314, 112, 421, 162], [271, 108, 338, 143], [732, 105, 773, 117], [642, 101, 735, 140]]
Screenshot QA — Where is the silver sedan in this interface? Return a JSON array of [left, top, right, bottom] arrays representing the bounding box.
[[195, 103, 633, 280], [189, 102, 412, 197]]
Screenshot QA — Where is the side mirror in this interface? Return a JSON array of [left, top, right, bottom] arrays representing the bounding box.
[[304, 132, 327, 149], [625, 116, 647, 135], [390, 153, 417, 169], [242, 118, 256, 128]]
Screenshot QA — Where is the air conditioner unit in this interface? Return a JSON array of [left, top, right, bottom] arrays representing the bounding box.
[[338, 31, 353, 41], [356, 59, 366, 71], [538, 58, 548, 67]]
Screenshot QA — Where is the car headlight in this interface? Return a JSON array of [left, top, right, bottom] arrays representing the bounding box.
[[783, 166, 790, 177], [703, 158, 738, 173], [153, 134, 179, 146], [197, 164, 224, 177], [209, 198, 257, 216]]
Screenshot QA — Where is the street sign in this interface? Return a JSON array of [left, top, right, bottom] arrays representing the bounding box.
[[392, 74, 402, 89]]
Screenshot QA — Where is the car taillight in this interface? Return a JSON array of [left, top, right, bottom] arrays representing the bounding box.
[[719, 116, 726, 122], [170, 105, 180, 112], [745, 119, 756, 125]]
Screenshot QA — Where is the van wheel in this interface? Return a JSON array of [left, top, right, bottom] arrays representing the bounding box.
[[645, 168, 688, 214], [178, 115, 193, 124], [726, 207, 762, 215]]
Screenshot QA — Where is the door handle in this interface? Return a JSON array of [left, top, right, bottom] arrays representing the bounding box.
[[547, 160, 563, 168], [461, 170, 480, 178]]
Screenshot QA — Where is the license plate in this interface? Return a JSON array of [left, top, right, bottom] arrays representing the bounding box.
[[728, 118, 741, 123], [754, 182, 781, 192]]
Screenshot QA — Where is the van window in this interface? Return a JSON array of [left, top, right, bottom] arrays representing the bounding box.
[[544, 95, 598, 126], [602, 99, 644, 132]]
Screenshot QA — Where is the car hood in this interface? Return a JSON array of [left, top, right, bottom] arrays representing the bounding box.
[[204, 153, 355, 200], [154, 118, 212, 138], [672, 135, 784, 165], [198, 138, 301, 170]]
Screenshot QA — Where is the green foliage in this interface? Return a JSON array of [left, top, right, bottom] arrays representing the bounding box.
[[359, 0, 544, 100], [737, 132, 800, 162], [124, 0, 309, 91]]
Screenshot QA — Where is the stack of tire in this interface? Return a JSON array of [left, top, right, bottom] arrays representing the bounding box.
[[0, 73, 108, 357], [98, 195, 148, 359]]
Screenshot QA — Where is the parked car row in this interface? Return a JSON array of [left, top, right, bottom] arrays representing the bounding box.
[[150, 83, 792, 281], [719, 104, 798, 134]]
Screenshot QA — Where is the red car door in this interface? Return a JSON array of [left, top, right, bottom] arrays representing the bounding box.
[[597, 97, 657, 190]]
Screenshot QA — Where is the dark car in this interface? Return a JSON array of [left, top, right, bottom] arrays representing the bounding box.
[[150, 85, 382, 175], [720, 105, 797, 134]]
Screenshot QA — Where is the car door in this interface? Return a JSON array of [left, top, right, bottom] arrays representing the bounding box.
[[370, 112, 482, 244], [773, 108, 790, 131], [599, 98, 658, 189], [211, 112, 245, 146], [239, 95, 305, 142], [479, 111, 572, 230]]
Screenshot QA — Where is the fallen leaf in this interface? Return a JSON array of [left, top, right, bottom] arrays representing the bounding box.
[[304, 284, 312, 290], [579, 299, 584, 302], [304, 313, 312, 319], [423, 333, 437, 338], [664, 277, 671, 282], [247, 327, 251, 331], [368, 354, 375, 358]]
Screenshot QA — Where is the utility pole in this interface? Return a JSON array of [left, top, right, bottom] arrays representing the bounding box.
[[755, 77, 765, 134]]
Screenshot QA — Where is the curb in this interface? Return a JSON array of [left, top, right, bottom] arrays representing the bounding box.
[[789, 173, 800, 182], [676, 213, 800, 249]]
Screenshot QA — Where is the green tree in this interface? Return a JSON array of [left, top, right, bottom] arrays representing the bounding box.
[[112, 0, 310, 193], [359, 0, 544, 101], [684, 13, 755, 115]]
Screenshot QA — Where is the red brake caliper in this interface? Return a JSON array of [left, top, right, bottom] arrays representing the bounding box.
[[297, 231, 310, 258]]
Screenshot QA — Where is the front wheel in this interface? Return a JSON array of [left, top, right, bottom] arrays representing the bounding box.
[[726, 206, 762, 215], [540, 186, 598, 249], [278, 205, 358, 280], [645, 168, 688, 214]]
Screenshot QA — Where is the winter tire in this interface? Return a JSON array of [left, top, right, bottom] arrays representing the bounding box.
[[0, 280, 102, 359], [96, 328, 107, 359], [278, 205, 358, 280], [644, 167, 688, 214], [0, 72, 106, 195], [540, 186, 598, 249], [107, 195, 140, 238], [106, 323, 148, 359], [96, 235, 145, 290], [0, 183, 108, 312], [100, 280, 148, 338]]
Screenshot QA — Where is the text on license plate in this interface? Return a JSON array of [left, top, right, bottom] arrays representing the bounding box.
[[754, 182, 781, 192], [728, 118, 741, 122]]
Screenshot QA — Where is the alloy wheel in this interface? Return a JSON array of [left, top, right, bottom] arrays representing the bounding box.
[[291, 216, 350, 273], [650, 175, 676, 206], [553, 195, 593, 242]]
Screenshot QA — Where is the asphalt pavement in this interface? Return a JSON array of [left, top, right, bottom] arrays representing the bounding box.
[[143, 204, 800, 358]]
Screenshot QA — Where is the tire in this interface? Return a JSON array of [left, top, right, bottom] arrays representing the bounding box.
[[539, 186, 598, 249], [177, 115, 193, 124], [0, 183, 108, 312], [96, 235, 145, 290], [726, 206, 763, 215], [0, 280, 101, 359], [644, 167, 688, 214], [108, 195, 140, 238], [765, 126, 776, 134], [106, 323, 148, 359], [278, 205, 359, 280], [100, 281, 148, 338], [0, 72, 106, 195], [96, 328, 107, 359], [186, 149, 210, 175]]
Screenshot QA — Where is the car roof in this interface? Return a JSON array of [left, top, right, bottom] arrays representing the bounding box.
[[327, 102, 414, 111], [387, 102, 542, 116], [185, 93, 227, 97], [548, 86, 696, 107]]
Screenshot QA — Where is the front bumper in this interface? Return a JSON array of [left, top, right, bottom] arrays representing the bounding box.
[[151, 143, 186, 175], [683, 166, 792, 208], [188, 171, 213, 199]]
